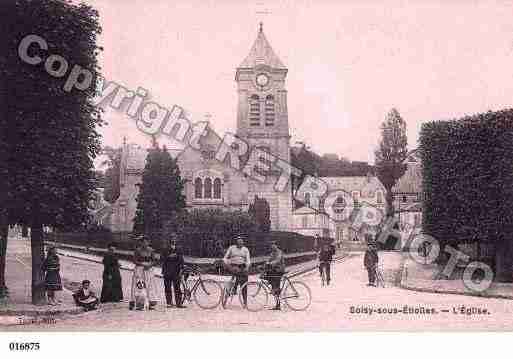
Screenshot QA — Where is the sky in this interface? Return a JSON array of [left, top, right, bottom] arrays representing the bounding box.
[[85, 0, 513, 165]]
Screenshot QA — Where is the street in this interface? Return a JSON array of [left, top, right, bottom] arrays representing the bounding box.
[[5, 250, 513, 331]]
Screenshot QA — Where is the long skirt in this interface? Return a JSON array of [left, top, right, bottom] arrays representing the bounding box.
[[45, 270, 62, 291], [100, 271, 123, 303], [130, 266, 156, 305]]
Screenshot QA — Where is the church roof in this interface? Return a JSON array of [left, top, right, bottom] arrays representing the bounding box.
[[239, 23, 286, 69], [392, 149, 422, 194], [124, 144, 183, 171], [321, 176, 385, 194]]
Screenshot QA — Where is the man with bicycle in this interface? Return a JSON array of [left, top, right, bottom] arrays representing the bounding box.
[[318, 240, 336, 286], [223, 234, 251, 307], [264, 241, 285, 310]]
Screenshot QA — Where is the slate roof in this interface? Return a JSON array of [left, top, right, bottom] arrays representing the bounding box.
[[392, 149, 422, 194], [321, 176, 385, 195], [239, 25, 286, 69], [124, 144, 183, 171]]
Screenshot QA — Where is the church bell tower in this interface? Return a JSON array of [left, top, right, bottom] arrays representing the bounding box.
[[235, 23, 292, 231]]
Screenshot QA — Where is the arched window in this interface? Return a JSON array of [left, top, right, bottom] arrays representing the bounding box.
[[334, 196, 346, 214], [265, 94, 275, 126], [304, 192, 311, 207], [204, 178, 212, 199], [352, 191, 360, 203], [213, 178, 222, 199], [249, 94, 260, 127], [194, 178, 203, 199]]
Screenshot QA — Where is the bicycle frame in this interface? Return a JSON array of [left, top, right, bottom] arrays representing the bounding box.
[[181, 269, 213, 299], [254, 272, 300, 301]]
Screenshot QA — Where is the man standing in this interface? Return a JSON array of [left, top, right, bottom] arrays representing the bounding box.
[[223, 234, 251, 306], [265, 241, 285, 310], [364, 242, 379, 286], [319, 242, 336, 286], [162, 237, 185, 308]]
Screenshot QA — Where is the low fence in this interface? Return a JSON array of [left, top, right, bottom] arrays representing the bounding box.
[[45, 231, 334, 258]]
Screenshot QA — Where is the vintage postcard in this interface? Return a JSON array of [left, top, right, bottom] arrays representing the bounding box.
[[1, 0, 513, 348]]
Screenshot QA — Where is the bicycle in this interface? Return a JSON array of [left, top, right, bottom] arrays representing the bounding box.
[[180, 265, 223, 309], [240, 267, 312, 312], [221, 267, 248, 309], [374, 264, 385, 288]]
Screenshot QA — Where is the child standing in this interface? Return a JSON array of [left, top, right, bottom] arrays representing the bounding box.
[[42, 246, 62, 305]]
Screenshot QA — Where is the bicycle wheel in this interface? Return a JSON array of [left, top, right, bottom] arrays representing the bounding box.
[[376, 270, 385, 288], [221, 287, 232, 309], [283, 281, 312, 311], [193, 279, 223, 309], [180, 280, 191, 303], [241, 281, 269, 312]]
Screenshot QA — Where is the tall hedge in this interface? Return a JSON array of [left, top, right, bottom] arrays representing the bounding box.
[[420, 109, 513, 268]]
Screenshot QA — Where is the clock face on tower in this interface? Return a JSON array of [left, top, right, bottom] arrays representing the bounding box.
[[256, 73, 269, 87]]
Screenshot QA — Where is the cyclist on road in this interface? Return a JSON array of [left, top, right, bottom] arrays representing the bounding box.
[[264, 241, 285, 310], [319, 241, 336, 286], [223, 234, 251, 306]]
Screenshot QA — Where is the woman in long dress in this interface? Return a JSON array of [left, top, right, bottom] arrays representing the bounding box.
[[42, 246, 62, 305], [100, 243, 124, 303]]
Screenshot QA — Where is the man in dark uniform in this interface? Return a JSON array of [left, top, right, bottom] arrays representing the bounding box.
[[162, 237, 185, 308], [364, 242, 379, 286], [319, 241, 336, 285]]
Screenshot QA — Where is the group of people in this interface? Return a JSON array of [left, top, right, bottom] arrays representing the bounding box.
[[222, 235, 286, 310], [127, 236, 186, 310], [41, 234, 288, 311], [314, 233, 381, 288], [41, 243, 124, 310], [40, 231, 381, 312]]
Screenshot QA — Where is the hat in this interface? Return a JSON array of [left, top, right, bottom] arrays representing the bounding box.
[[82, 280, 91, 285]]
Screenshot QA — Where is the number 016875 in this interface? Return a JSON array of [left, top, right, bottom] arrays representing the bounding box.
[[9, 342, 40, 351]]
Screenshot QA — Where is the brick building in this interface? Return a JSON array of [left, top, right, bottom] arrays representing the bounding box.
[[109, 24, 293, 232]]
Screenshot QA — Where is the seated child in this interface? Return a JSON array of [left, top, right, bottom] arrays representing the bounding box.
[[73, 280, 99, 311]]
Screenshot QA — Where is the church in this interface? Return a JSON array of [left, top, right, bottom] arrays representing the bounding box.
[[109, 24, 294, 233]]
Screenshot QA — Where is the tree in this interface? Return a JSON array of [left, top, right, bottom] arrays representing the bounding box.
[[101, 146, 121, 203], [1, 0, 103, 304], [248, 195, 271, 232], [374, 108, 408, 217], [133, 146, 187, 244], [420, 109, 513, 281], [0, 37, 9, 297]]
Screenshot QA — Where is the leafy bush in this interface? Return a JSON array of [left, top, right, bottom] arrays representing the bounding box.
[[420, 109, 513, 280], [420, 109, 513, 244]]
